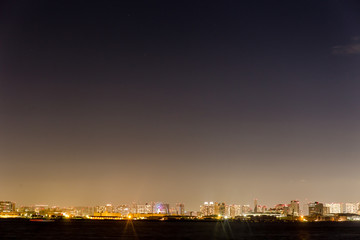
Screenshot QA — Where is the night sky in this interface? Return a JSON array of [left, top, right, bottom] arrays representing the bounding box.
[[1, 0, 360, 210]]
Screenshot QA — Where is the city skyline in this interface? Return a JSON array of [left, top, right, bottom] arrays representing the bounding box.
[[3, 198, 360, 218], [1, 0, 360, 211], [4, 197, 360, 214]]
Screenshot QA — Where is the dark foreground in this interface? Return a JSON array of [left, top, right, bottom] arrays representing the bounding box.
[[1, 219, 360, 239]]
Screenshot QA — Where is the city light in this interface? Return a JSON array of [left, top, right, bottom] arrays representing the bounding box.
[[1, 200, 360, 222]]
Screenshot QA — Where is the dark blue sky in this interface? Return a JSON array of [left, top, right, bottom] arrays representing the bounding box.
[[1, 0, 360, 210]]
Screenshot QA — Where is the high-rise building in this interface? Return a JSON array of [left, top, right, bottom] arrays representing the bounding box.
[[302, 203, 309, 216], [343, 203, 357, 214], [214, 203, 220, 215], [130, 202, 138, 214], [200, 202, 214, 216], [226, 204, 242, 218], [115, 205, 130, 215], [227, 205, 233, 218], [105, 204, 114, 213], [234, 205, 242, 216], [153, 202, 169, 214], [137, 203, 153, 214], [308, 202, 324, 216], [254, 199, 258, 213], [260, 205, 267, 213], [95, 205, 106, 213], [288, 200, 300, 216], [325, 203, 341, 214], [0, 201, 15, 213], [73, 206, 94, 216], [200, 202, 225, 216], [175, 203, 185, 215], [242, 205, 251, 214], [94, 204, 115, 214], [217, 202, 226, 216]]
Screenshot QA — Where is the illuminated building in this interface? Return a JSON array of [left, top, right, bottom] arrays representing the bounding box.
[[68, 206, 94, 217], [0, 201, 15, 213], [288, 200, 300, 216], [200, 202, 215, 216], [200, 202, 226, 217], [217, 202, 226, 216], [267, 204, 286, 215], [234, 205, 242, 216], [94, 204, 115, 214], [302, 203, 309, 216], [308, 202, 324, 216], [169, 207, 176, 215], [242, 205, 251, 214], [325, 203, 341, 214], [153, 202, 169, 214], [130, 202, 137, 214], [175, 203, 185, 215], [115, 205, 130, 215], [343, 203, 357, 214], [16, 206, 33, 217], [137, 203, 153, 214], [254, 199, 258, 213], [34, 205, 49, 215], [214, 203, 219, 215], [95, 205, 106, 213], [226, 205, 232, 218], [227, 204, 242, 218], [260, 205, 267, 213], [105, 204, 114, 213], [122, 202, 155, 214]]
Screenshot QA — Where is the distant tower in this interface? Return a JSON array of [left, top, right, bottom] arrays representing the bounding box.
[[254, 199, 258, 213]]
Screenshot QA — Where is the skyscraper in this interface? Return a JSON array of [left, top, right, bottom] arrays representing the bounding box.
[[254, 199, 258, 213]]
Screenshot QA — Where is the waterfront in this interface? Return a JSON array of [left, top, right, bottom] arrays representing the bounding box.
[[1, 219, 360, 239]]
